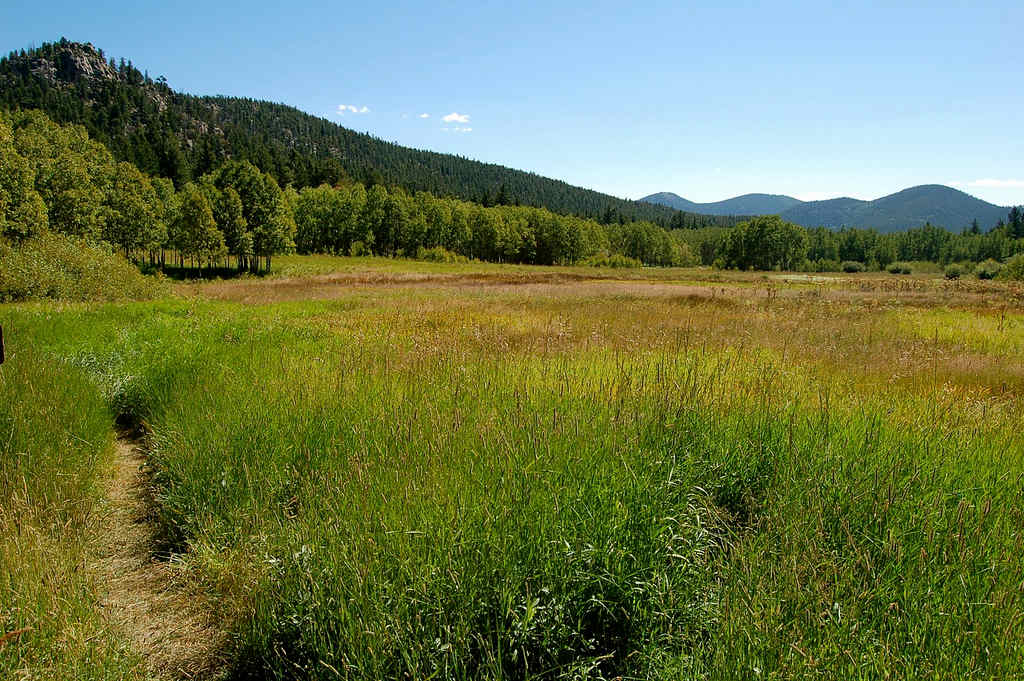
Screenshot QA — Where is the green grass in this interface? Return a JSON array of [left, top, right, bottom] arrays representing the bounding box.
[[0, 336, 145, 679], [2, 260, 1023, 679]]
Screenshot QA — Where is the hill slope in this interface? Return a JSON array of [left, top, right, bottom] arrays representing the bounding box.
[[641, 192, 802, 216], [0, 39, 736, 228], [643, 185, 1007, 232], [779, 185, 1006, 232]]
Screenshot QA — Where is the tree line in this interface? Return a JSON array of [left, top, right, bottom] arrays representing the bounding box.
[[0, 109, 697, 270], [0, 110, 293, 272], [675, 214, 1024, 271], [5, 108, 1021, 275]]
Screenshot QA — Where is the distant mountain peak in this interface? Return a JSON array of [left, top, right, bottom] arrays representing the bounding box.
[[777, 185, 1005, 232], [640, 192, 802, 217], [642, 184, 1007, 232]]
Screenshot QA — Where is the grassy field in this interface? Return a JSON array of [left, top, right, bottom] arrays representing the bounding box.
[[2, 257, 1023, 679]]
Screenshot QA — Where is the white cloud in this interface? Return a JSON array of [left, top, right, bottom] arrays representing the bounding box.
[[454, 126, 472, 133], [336, 104, 370, 116], [442, 112, 470, 123], [419, 113, 430, 119]]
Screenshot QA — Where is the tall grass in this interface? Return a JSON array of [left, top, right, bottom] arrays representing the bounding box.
[[0, 338, 145, 679], [8, 289, 1020, 679]]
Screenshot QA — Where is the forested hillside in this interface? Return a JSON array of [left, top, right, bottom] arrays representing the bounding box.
[[0, 39, 737, 229], [780, 185, 1007, 232]]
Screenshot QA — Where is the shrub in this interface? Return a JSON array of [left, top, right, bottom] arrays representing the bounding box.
[[415, 245, 468, 264], [811, 259, 841, 273], [887, 262, 912, 275], [580, 251, 643, 269], [841, 260, 865, 273], [975, 259, 1002, 280], [998, 254, 1024, 281], [349, 240, 370, 257], [944, 263, 963, 280], [0, 232, 165, 302]]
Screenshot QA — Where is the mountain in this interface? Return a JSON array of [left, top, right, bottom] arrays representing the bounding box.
[[778, 185, 1007, 232], [643, 185, 1007, 232], [0, 39, 739, 229], [640, 192, 802, 216]]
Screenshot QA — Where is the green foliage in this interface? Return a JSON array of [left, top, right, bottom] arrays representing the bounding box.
[[998, 253, 1024, 281], [6, 109, 114, 242], [841, 260, 865, 273], [415, 245, 467, 263], [944, 263, 963, 279], [672, 227, 727, 266], [0, 231, 165, 301], [975, 258, 1002, 280], [720, 215, 808, 270], [579, 251, 643, 268], [0, 116, 48, 240], [174, 183, 225, 268], [807, 258, 841, 273], [288, 183, 686, 266], [207, 160, 294, 269], [887, 262, 912, 275]]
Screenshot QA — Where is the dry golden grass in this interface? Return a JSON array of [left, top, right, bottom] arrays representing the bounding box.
[[179, 261, 1024, 405]]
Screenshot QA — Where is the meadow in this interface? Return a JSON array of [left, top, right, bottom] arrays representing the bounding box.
[[2, 258, 1023, 680]]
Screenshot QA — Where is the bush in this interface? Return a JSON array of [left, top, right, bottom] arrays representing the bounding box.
[[944, 263, 963, 280], [887, 262, 912, 275], [809, 259, 841, 273], [975, 259, 1002, 280], [841, 260, 865, 273], [415, 245, 468, 264], [998, 254, 1024, 281], [0, 232, 165, 302], [349, 240, 370, 257], [580, 251, 643, 269]]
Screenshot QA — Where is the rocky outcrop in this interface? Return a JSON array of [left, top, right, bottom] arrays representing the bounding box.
[[26, 41, 120, 85]]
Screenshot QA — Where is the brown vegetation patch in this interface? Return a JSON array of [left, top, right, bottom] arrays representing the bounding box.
[[183, 265, 1024, 313]]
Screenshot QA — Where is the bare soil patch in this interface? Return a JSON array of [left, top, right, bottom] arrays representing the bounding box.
[[91, 434, 225, 679]]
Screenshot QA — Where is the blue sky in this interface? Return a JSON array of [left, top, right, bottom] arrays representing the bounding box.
[[3, 0, 1022, 206]]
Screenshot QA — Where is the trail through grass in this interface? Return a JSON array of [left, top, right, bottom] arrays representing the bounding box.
[[91, 432, 225, 679]]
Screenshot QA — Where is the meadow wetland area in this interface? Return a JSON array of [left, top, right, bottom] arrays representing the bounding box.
[[3, 11, 1024, 678], [3, 257, 1023, 679]]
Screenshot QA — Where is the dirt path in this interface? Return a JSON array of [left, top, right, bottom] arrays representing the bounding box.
[[91, 433, 225, 679]]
